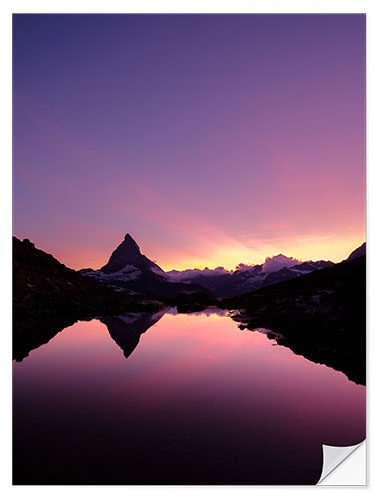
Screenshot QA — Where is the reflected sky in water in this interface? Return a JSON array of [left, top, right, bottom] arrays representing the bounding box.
[[13, 309, 365, 485]]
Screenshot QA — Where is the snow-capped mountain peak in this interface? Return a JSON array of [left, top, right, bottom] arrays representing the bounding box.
[[100, 233, 161, 274], [79, 234, 211, 297], [262, 254, 300, 273]]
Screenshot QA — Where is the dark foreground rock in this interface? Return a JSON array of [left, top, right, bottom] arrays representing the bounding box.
[[13, 236, 134, 316]]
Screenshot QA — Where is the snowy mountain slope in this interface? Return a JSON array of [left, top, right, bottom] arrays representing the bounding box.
[[79, 234, 212, 297], [165, 255, 334, 297]]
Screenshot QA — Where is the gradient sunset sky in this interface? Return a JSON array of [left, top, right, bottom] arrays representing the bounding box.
[[13, 14, 366, 271]]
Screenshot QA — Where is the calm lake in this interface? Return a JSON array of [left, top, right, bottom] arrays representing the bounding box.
[[13, 308, 365, 485]]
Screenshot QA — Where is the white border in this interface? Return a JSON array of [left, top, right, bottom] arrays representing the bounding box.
[[1, 1, 373, 499]]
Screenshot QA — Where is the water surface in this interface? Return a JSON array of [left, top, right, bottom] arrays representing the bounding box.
[[13, 308, 365, 485]]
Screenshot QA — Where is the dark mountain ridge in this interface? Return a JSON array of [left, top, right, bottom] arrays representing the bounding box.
[[13, 237, 132, 317], [347, 242, 366, 261]]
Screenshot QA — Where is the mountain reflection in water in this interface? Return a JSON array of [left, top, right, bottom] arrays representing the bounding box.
[[98, 310, 166, 358], [99, 308, 227, 358], [13, 308, 365, 485]]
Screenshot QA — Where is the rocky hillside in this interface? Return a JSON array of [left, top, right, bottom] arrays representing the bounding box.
[[347, 242, 366, 261], [13, 236, 132, 317]]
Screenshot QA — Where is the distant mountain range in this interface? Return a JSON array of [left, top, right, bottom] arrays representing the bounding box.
[[80, 234, 365, 298], [165, 256, 334, 297]]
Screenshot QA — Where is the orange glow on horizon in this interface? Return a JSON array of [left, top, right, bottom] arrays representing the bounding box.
[[54, 231, 365, 273], [157, 235, 366, 272]]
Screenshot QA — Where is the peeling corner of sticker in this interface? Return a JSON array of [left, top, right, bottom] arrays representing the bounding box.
[[317, 440, 366, 485]]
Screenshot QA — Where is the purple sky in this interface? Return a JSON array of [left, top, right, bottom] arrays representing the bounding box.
[[13, 14, 366, 270]]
